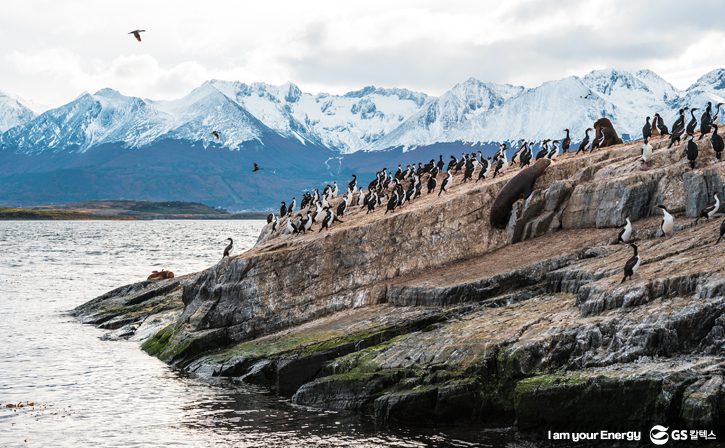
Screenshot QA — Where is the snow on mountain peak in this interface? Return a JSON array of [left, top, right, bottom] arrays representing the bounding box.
[[689, 68, 725, 95], [0, 90, 36, 132], [2, 67, 724, 155]]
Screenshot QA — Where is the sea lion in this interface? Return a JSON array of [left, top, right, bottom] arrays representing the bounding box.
[[490, 158, 551, 229], [591, 117, 623, 149], [147, 269, 175, 281]]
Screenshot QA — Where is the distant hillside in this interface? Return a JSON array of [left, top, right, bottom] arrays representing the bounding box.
[[0, 200, 268, 220], [1, 68, 723, 209]]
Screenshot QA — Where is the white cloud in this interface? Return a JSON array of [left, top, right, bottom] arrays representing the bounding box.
[[0, 0, 723, 109]]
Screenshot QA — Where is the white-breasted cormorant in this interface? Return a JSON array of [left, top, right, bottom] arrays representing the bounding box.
[[696, 194, 720, 224], [658, 205, 674, 237]]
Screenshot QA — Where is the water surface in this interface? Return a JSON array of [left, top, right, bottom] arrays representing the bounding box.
[[0, 220, 525, 447]]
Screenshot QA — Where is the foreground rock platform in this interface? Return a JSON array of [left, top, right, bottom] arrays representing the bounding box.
[[74, 132, 725, 434]]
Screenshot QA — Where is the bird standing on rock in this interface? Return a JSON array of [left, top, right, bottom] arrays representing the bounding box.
[[535, 140, 550, 160], [699, 103, 713, 139], [438, 170, 453, 196], [640, 138, 653, 170], [280, 201, 287, 217], [686, 108, 699, 135], [621, 243, 641, 283], [711, 124, 723, 160], [712, 103, 723, 124], [562, 129, 571, 152], [617, 217, 633, 244], [658, 205, 674, 237], [695, 194, 720, 224], [669, 109, 686, 148], [717, 219, 725, 244], [654, 113, 669, 136], [576, 128, 592, 154], [427, 174, 437, 193], [222, 238, 233, 258], [686, 134, 698, 168], [642, 116, 652, 140]]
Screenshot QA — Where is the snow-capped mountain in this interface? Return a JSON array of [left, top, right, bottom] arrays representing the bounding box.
[[0, 89, 175, 154], [1, 67, 723, 210], [2, 67, 724, 155], [152, 82, 269, 149], [0, 91, 36, 132], [671, 68, 725, 124], [368, 78, 524, 150], [208, 80, 430, 153]]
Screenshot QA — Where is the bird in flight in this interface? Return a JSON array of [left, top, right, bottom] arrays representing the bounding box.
[[211, 131, 220, 141], [128, 30, 146, 42]]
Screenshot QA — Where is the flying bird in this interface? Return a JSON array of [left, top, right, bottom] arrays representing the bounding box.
[[128, 30, 146, 42]]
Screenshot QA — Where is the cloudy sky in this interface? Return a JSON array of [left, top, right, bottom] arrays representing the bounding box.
[[2, 0, 724, 110]]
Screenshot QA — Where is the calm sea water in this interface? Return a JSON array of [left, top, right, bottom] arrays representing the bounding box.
[[0, 220, 528, 447]]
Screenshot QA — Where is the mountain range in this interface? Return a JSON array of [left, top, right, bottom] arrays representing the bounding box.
[[1, 68, 724, 209]]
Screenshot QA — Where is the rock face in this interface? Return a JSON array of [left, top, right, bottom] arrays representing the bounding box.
[[74, 131, 725, 434]]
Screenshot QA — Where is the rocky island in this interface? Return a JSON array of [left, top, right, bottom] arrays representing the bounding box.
[[74, 134, 724, 435]]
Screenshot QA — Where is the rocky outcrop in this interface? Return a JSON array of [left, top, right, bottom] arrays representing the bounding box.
[[75, 132, 725, 433]]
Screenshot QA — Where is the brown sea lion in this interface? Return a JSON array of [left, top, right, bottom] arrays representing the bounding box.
[[147, 269, 175, 281], [490, 158, 551, 229], [591, 117, 623, 150]]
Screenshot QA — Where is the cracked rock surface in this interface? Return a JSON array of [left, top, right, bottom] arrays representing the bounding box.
[[74, 133, 725, 432]]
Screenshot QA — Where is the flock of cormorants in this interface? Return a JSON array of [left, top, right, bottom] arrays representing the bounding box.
[[221, 102, 725, 285]]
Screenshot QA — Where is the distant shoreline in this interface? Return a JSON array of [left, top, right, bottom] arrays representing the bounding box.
[[0, 200, 268, 221]]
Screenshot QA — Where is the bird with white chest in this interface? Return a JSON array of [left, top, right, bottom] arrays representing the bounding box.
[[695, 194, 720, 224], [617, 217, 633, 244], [658, 205, 674, 237], [640, 138, 653, 170], [621, 243, 641, 283]]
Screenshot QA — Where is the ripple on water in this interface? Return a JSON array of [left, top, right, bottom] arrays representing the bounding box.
[[1, 220, 524, 447]]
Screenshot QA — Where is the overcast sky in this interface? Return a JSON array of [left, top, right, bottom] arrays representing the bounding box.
[[2, 0, 724, 110]]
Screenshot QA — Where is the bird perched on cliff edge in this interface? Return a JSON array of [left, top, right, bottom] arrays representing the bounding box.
[[641, 138, 653, 170], [658, 205, 674, 237], [654, 113, 669, 136], [617, 217, 633, 244], [576, 129, 592, 154], [695, 194, 720, 224], [621, 243, 641, 283], [686, 134, 698, 168], [686, 108, 699, 135], [642, 116, 652, 140], [620, 243, 642, 283], [717, 219, 725, 244], [222, 238, 233, 258], [712, 124, 723, 160], [438, 170, 453, 196], [669, 109, 686, 148], [562, 129, 571, 152], [699, 103, 713, 139]]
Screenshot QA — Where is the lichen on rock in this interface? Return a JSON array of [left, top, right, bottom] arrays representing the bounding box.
[[75, 133, 725, 432]]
